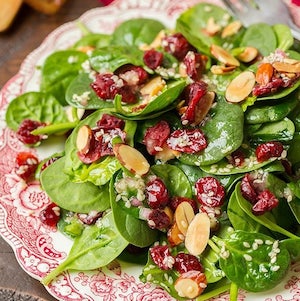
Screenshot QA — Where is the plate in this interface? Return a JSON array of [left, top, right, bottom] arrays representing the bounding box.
[[0, 0, 299, 300]]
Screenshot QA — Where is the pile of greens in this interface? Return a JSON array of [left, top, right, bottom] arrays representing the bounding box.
[[5, 3, 300, 300]]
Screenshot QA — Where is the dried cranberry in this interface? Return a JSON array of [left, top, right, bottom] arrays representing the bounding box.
[[146, 177, 169, 209], [96, 114, 125, 130], [15, 152, 39, 181], [169, 196, 198, 214], [39, 203, 60, 227], [252, 190, 279, 215], [77, 133, 103, 164], [255, 141, 284, 162], [77, 211, 102, 225], [199, 205, 222, 218], [143, 120, 170, 155], [117, 65, 149, 85], [16, 119, 46, 145], [147, 209, 171, 230], [162, 33, 195, 60], [181, 81, 208, 125], [91, 73, 118, 99], [149, 245, 174, 270], [117, 84, 137, 104], [174, 253, 203, 274], [227, 149, 245, 167], [143, 49, 164, 70], [195, 177, 225, 207], [252, 77, 284, 96], [167, 129, 207, 154], [183, 51, 207, 80], [240, 173, 258, 204]]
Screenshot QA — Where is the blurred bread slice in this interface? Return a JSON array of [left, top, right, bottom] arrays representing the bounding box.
[[0, 0, 23, 32], [24, 0, 67, 15]]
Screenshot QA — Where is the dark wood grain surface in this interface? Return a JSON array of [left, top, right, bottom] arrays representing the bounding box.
[[0, 1, 101, 300]]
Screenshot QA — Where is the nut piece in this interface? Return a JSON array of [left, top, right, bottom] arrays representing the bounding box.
[[76, 125, 92, 154], [221, 20, 242, 38], [272, 61, 300, 73], [174, 270, 207, 299], [210, 65, 236, 75], [140, 76, 166, 100], [113, 143, 150, 176], [255, 63, 274, 85], [225, 70, 256, 103], [185, 213, 210, 256], [237, 46, 258, 63], [204, 17, 221, 36], [175, 201, 195, 235], [167, 222, 185, 247], [210, 44, 240, 67], [139, 30, 166, 51], [192, 91, 215, 126]]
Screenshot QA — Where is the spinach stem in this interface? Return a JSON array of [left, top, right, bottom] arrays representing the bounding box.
[[75, 20, 92, 36], [229, 282, 239, 301], [31, 121, 78, 136], [208, 237, 221, 254], [196, 283, 231, 301]]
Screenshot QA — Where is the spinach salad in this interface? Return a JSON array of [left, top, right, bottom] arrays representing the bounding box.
[[5, 3, 300, 300]]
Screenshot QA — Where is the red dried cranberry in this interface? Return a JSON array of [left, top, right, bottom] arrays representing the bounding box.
[[147, 209, 171, 230], [240, 173, 258, 204], [174, 253, 203, 274], [16, 119, 46, 145], [199, 205, 222, 218], [255, 141, 284, 162], [117, 84, 137, 104], [96, 114, 125, 130], [146, 177, 169, 209], [77, 211, 102, 225], [183, 51, 207, 80], [181, 81, 208, 125], [252, 190, 279, 215], [195, 177, 225, 207], [143, 120, 170, 155], [143, 49, 164, 70], [117, 65, 149, 85], [149, 245, 174, 270], [227, 149, 245, 167], [77, 133, 103, 164], [91, 73, 118, 99], [252, 77, 284, 96], [167, 129, 207, 154], [15, 152, 39, 181], [169, 196, 198, 214], [39, 203, 60, 227], [162, 33, 194, 60]]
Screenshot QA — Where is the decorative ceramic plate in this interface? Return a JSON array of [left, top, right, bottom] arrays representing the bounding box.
[[0, 0, 299, 300]]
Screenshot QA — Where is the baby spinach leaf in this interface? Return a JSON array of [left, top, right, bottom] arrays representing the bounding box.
[[73, 33, 111, 49], [41, 50, 88, 105], [65, 73, 114, 109], [110, 18, 165, 47], [240, 23, 277, 56], [41, 211, 128, 285], [286, 181, 300, 223], [217, 230, 290, 292], [179, 95, 244, 166], [5, 91, 69, 131], [280, 238, 300, 261], [110, 175, 158, 247], [151, 164, 192, 198], [40, 157, 110, 213], [273, 24, 294, 51], [89, 45, 144, 73]]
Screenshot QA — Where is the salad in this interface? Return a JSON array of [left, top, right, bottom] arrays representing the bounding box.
[[3, 2, 300, 300]]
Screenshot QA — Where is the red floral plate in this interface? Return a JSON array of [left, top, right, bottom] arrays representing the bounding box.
[[0, 0, 299, 300]]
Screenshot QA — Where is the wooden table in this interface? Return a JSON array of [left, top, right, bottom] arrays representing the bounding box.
[[0, 1, 101, 300]]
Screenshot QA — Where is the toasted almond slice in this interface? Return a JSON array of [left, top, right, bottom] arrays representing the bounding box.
[[139, 30, 166, 51], [174, 271, 207, 299], [154, 143, 180, 162], [175, 201, 195, 235], [113, 143, 150, 176], [76, 125, 92, 154], [204, 17, 221, 36], [210, 44, 240, 67], [185, 213, 210, 256], [167, 222, 185, 247], [210, 65, 236, 75], [225, 71, 256, 103], [192, 91, 215, 126], [140, 76, 166, 99], [221, 20, 242, 38], [272, 61, 300, 73], [255, 63, 274, 85], [237, 46, 258, 63]]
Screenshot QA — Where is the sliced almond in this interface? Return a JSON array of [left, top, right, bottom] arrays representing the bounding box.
[[237, 46, 258, 63], [210, 65, 236, 75], [255, 63, 274, 85], [76, 125, 92, 154], [203, 17, 221, 36], [210, 44, 240, 67], [113, 143, 150, 176], [174, 271, 207, 299], [225, 70, 256, 103], [272, 61, 300, 73], [139, 30, 166, 51], [140, 76, 166, 99], [167, 222, 184, 247], [154, 143, 180, 162], [221, 20, 242, 38], [185, 213, 210, 256], [175, 201, 195, 235]]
